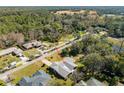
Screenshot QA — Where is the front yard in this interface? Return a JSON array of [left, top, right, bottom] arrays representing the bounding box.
[[0, 54, 20, 70], [23, 48, 41, 60]]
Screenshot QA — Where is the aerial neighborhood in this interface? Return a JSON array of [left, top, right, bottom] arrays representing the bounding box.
[[0, 6, 124, 86]]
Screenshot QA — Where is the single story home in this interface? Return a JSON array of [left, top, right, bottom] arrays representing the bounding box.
[[75, 77, 106, 86], [50, 57, 77, 79], [0, 47, 23, 57], [86, 77, 106, 86], [19, 70, 51, 86], [23, 40, 42, 49]]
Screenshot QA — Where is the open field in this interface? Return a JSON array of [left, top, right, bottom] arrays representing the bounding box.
[[0, 54, 20, 69]]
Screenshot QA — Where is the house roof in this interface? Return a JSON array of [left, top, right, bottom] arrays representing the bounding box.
[[32, 40, 42, 47], [23, 40, 42, 49], [63, 57, 77, 70], [86, 77, 105, 86], [19, 70, 51, 86], [50, 57, 77, 79], [0, 47, 23, 57], [23, 43, 33, 49], [117, 82, 124, 86], [51, 62, 72, 79], [75, 80, 87, 86]]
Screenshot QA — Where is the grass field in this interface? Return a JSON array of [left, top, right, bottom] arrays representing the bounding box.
[[10, 61, 48, 84], [23, 48, 41, 59], [0, 54, 20, 69], [46, 52, 63, 62], [59, 34, 74, 42]]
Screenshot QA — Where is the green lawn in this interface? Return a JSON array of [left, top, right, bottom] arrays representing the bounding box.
[[23, 48, 41, 59], [0, 54, 20, 69], [46, 52, 63, 62], [59, 34, 74, 42], [10, 61, 48, 85]]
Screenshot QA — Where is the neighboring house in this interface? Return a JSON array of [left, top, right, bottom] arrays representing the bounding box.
[[117, 82, 124, 86], [23, 40, 42, 49], [50, 57, 77, 79], [86, 77, 106, 86], [0, 47, 29, 62], [23, 43, 32, 49], [12, 49, 23, 57], [75, 80, 87, 86], [75, 77, 106, 86], [19, 70, 51, 86], [0, 47, 23, 57]]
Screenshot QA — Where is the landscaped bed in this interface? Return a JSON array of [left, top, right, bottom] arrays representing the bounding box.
[[0, 54, 20, 69]]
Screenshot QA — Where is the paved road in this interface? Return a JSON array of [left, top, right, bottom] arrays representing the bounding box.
[[0, 33, 88, 81]]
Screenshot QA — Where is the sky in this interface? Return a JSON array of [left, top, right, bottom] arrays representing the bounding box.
[[0, 0, 123, 6]]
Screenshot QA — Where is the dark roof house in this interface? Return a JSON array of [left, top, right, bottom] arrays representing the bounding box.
[[19, 70, 51, 86]]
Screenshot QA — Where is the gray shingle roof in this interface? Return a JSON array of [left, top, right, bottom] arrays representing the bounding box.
[[19, 70, 51, 86], [63, 57, 77, 70], [51, 62, 72, 79], [0, 47, 23, 57], [23, 40, 42, 49], [75, 80, 87, 86], [50, 57, 77, 79], [86, 77, 105, 86]]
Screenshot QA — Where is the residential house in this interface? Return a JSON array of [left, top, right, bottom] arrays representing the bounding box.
[[50, 57, 77, 79], [23, 40, 42, 49], [0, 47, 16, 57], [75, 80, 87, 86], [86, 77, 106, 86], [19, 70, 51, 86], [75, 77, 106, 86], [0, 47, 23, 57]]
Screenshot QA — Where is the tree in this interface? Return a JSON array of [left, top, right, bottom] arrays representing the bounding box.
[[60, 48, 69, 57], [83, 53, 105, 75], [0, 80, 6, 86]]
